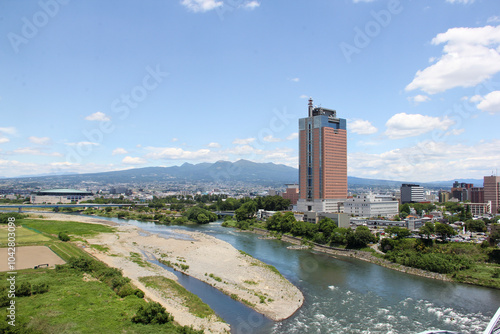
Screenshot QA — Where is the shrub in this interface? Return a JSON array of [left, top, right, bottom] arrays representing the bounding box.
[[117, 284, 135, 298], [32, 282, 49, 295], [58, 232, 70, 242], [68, 257, 94, 272], [134, 289, 145, 298], [17, 282, 31, 297], [132, 302, 173, 324], [111, 276, 130, 291]]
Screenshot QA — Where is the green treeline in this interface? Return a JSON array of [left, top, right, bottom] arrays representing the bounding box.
[[265, 212, 377, 249]]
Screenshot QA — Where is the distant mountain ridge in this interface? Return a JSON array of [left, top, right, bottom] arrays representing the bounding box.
[[2, 160, 483, 188]]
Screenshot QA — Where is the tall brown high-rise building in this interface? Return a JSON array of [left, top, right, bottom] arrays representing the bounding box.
[[484, 175, 500, 214], [297, 98, 347, 213]]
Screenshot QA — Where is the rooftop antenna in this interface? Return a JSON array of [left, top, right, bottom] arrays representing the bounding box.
[[308, 97, 313, 117]]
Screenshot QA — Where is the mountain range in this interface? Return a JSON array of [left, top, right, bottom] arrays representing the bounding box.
[[2, 159, 483, 189]]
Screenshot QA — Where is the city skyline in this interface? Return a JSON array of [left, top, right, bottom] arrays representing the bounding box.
[[1, 0, 500, 182]]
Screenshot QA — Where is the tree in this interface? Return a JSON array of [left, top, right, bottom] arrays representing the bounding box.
[[399, 203, 410, 218], [185, 207, 217, 224], [434, 222, 456, 240], [385, 226, 411, 240], [465, 219, 486, 232], [290, 221, 307, 237], [419, 222, 435, 239], [347, 226, 377, 248], [331, 227, 351, 245], [196, 213, 209, 224], [235, 201, 257, 221], [318, 218, 337, 240]]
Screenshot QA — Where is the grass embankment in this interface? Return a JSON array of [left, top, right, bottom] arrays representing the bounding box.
[[0, 215, 204, 333], [139, 276, 221, 321]]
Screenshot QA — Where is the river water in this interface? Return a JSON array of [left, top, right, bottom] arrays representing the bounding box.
[[91, 216, 500, 334]]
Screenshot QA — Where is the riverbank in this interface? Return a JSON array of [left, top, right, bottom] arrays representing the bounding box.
[[250, 227, 453, 282], [32, 213, 303, 328]]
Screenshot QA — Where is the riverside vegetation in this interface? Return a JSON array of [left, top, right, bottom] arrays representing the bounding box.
[[221, 206, 500, 289], [0, 213, 204, 333]]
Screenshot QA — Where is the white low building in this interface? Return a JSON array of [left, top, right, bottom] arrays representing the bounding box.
[[30, 189, 94, 204], [344, 193, 399, 218]]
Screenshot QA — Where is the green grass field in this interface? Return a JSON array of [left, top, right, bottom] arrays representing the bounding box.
[[0, 268, 199, 333], [21, 219, 115, 238], [0, 226, 50, 247]]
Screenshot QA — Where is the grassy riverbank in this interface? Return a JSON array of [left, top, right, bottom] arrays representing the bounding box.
[[0, 214, 210, 333]]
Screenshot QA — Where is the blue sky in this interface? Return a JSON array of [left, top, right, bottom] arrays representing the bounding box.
[[0, 0, 499, 182]]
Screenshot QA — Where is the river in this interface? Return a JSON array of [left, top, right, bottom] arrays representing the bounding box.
[[88, 216, 500, 333]]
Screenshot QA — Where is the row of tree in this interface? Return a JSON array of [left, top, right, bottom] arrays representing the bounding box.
[[265, 212, 377, 249]]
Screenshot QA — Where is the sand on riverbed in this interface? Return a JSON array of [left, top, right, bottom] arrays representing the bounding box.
[[32, 213, 303, 332]]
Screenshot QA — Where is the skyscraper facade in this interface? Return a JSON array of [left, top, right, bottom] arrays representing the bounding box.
[[484, 175, 500, 214], [297, 98, 347, 213]]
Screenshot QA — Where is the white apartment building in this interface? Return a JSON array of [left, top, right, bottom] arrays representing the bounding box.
[[344, 193, 399, 218]]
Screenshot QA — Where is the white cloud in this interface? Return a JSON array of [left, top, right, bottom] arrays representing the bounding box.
[[172, 138, 179, 142], [299, 95, 309, 99], [476, 90, 500, 114], [0, 127, 16, 135], [28, 136, 51, 145], [233, 137, 256, 145], [226, 145, 262, 156], [469, 94, 484, 102], [85, 112, 110, 122], [122, 156, 147, 165], [446, 128, 465, 136], [12, 147, 62, 157], [112, 148, 128, 155], [290, 78, 300, 82], [348, 119, 378, 135], [406, 25, 500, 94], [352, 0, 376, 3], [0, 159, 119, 178], [488, 16, 500, 23], [385, 113, 455, 139], [0, 137, 9, 144], [145, 146, 224, 161], [181, 0, 223, 12], [263, 135, 282, 143], [445, 0, 474, 4], [243, 1, 260, 9], [208, 142, 221, 148], [286, 132, 298, 140], [66, 141, 99, 147], [349, 139, 500, 182], [408, 95, 431, 104]]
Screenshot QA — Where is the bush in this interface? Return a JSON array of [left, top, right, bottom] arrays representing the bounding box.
[[134, 289, 145, 298], [58, 232, 70, 242], [117, 284, 135, 298], [32, 282, 49, 295], [111, 276, 130, 291], [132, 302, 173, 324], [68, 257, 94, 272], [17, 282, 31, 297]]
